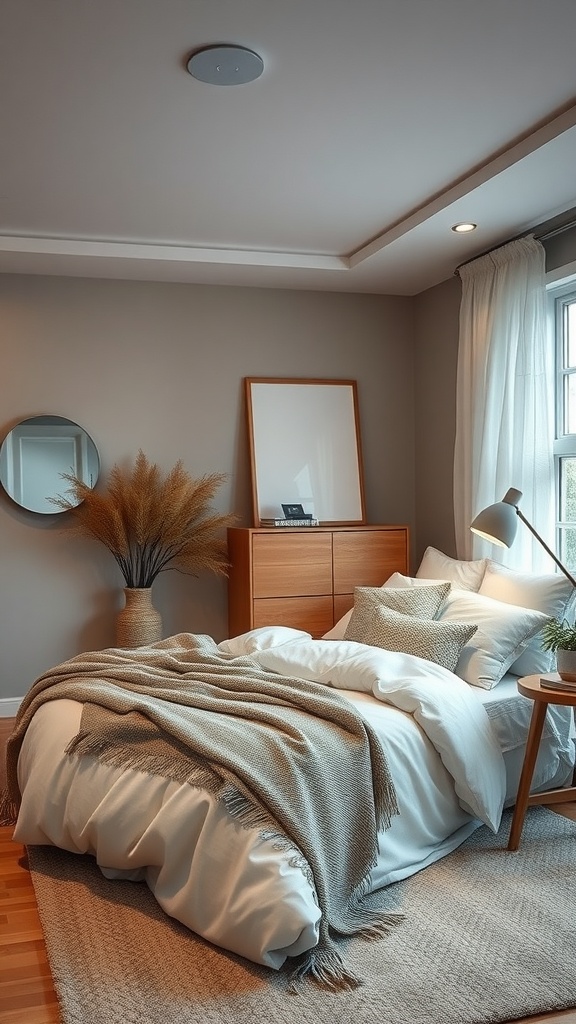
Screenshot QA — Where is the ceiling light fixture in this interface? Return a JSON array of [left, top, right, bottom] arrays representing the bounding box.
[[451, 222, 477, 233], [186, 45, 264, 85]]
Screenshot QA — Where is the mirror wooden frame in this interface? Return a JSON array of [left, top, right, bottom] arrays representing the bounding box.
[[245, 377, 366, 526]]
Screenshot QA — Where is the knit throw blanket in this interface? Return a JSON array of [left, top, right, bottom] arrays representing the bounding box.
[[2, 633, 401, 988]]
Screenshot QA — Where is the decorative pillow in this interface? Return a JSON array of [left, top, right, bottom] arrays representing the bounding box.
[[343, 600, 477, 673], [479, 560, 576, 676], [416, 546, 488, 592], [323, 577, 448, 638], [436, 589, 550, 689], [352, 582, 450, 619]]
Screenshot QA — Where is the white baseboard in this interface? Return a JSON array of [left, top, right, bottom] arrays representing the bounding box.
[[0, 697, 22, 717]]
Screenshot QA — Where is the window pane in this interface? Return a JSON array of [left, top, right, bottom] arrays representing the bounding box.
[[568, 302, 576, 367], [564, 373, 576, 434], [559, 457, 576, 522], [553, 286, 576, 571], [558, 527, 576, 576]]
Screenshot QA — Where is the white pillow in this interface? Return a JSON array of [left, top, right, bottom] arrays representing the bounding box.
[[219, 626, 310, 656], [436, 589, 550, 689], [479, 560, 575, 676], [323, 610, 353, 640], [383, 571, 451, 591], [416, 546, 487, 592], [321, 575, 451, 640]]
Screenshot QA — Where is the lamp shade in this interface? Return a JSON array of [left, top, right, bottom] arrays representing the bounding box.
[[470, 488, 522, 548], [470, 487, 576, 588]]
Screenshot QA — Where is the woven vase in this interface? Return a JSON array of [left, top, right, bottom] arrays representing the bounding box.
[[115, 587, 162, 648]]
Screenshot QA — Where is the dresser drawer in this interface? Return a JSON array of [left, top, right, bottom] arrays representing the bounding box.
[[333, 529, 409, 593], [252, 533, 333, 598], [253, 596, 334, 637], [333, 593, 355, 623]]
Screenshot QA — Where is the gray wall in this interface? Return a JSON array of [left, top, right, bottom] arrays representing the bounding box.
[[5, 223, 574, 706], [414, 275, 461, 564], [0, 274, 415, 702]]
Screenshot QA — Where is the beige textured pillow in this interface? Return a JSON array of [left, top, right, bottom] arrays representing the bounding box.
[[352, 582, 451, 620], [344, 599, 477, 672], [322, 577, 451, 640]]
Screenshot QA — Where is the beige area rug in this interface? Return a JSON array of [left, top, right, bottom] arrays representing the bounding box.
[[28, 807, 576, 1024]]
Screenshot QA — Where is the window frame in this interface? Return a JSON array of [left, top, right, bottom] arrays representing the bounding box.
[[550, 280, 576, 568]]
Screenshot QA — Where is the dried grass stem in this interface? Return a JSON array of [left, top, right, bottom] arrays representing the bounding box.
[[51, 451, 236, 588]]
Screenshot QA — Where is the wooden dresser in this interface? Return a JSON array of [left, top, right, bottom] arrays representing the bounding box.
[[227, 524, 410, 638]]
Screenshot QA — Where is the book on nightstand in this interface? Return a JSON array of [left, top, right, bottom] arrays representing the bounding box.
[[540, 672, 576, 692]]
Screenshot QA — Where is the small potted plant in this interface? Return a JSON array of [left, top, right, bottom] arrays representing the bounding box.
[[540, 618, 576, 681]]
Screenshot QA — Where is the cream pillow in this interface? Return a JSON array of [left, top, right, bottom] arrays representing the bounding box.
[[343, 601, 477, 673], [436, 589, 550, 689], [383, 571, 450, 591], [416, 546, 487, 592], [479, 560, 575, 676], [219, 626, 310, 656], [322, 577, 451, 640], [322, 611, 353, 640]]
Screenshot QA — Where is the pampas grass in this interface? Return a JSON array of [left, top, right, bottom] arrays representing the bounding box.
[[51, 451, 236, 588]]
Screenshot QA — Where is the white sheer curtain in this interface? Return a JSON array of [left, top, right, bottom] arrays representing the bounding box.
[[453, 235, 554, 573]]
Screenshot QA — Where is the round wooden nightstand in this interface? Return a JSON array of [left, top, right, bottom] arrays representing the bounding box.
[[508, 674, 576, 850]]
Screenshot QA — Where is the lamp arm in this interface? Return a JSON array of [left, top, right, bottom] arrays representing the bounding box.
[[515, 508, 576, 589]]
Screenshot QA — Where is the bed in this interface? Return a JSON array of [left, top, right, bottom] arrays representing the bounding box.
[[6, 548, 576, 986]]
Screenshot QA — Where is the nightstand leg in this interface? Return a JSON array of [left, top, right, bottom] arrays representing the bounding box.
[[507, 701, 548, 851]]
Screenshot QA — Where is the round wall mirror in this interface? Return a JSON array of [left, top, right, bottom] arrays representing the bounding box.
[[0, 415, 100, 514]]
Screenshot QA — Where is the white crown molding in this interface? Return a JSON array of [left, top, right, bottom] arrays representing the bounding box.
[[0, 236, 349, 273], [349, 102, 576, 267], [2, 99, 575, 282]]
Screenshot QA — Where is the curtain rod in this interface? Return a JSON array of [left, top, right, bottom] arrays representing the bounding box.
[[455, 214, 576, 274], [537, 215, 576, 242]]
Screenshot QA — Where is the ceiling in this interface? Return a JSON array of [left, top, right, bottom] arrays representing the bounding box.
[[2, 0, 576, 296]]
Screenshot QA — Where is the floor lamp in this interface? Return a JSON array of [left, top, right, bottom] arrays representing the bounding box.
[[470, 487, 576, 588]]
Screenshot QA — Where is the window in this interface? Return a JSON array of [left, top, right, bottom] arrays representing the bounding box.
[[552, 282, 576, 573]]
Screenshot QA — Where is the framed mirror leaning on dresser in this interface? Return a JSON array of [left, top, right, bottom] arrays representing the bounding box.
[[245, 378, 366, 526], [0, 415, 100, 514]]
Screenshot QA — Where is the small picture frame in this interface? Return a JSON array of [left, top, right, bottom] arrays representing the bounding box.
[[282, 503, 306, 519]]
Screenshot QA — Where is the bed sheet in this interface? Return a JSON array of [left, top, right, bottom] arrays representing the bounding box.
[[476, 673, 575, 803]]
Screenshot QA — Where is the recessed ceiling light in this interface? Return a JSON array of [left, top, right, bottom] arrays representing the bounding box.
[[451, 222, 477, 233], [186, 45, 264, 85]]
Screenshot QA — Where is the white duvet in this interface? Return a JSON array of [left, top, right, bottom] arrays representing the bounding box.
[[13, 627, 532, 971], [238, 629, 507, 829]]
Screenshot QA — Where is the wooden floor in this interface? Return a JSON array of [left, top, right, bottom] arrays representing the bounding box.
[[1, 718, 576, 1024], [0, 718, 59, 1023]]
